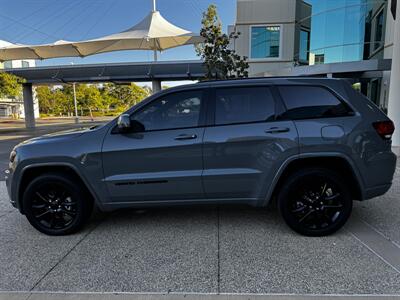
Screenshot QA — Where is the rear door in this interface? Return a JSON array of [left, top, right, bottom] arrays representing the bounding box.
[[202, 85, 299, 201]]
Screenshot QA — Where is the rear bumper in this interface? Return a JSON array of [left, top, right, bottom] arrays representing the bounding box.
[[363, 183, 393, 200]]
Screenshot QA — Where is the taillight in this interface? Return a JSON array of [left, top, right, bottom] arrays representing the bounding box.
[[373, 121, 395, 140]]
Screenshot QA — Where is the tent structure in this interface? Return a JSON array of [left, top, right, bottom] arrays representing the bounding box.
[[0, 11, 202, 61], [0, 0, 203, 93]]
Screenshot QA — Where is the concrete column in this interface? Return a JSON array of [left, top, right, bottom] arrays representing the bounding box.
[[152, 79, 162, 94], [22, 83, 36, 129], [388, 2, 400, 146]]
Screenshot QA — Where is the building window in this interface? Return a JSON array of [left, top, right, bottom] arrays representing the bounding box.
[[374, 10, 384, 50], [21, 60, 29, 68], [3, 61, 12, 69], [299, 30, 310, 62], [251, 25, 280, 59]]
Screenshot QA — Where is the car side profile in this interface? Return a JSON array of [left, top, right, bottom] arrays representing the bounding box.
[[5, 78, 397, 236]]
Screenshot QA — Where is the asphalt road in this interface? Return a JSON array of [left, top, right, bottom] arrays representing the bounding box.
[[1, 124, 400, 297]]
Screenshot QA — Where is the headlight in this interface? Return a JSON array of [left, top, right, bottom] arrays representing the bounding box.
[[9, 150, 17, 163]]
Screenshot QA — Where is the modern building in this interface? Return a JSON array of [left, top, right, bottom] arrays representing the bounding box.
[[229, 0, 312, 76], [230, 0, 397, 113], [0, 40, 38, 119]]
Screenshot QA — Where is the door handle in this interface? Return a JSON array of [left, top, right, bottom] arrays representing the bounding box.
[[265, 127, 290, 134], [174, 134, 197, 140]]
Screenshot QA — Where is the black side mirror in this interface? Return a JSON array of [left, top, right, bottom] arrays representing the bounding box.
[[117, 114, 145, 133], [130, 119, 145, 133], [117, 114, 131, 131]]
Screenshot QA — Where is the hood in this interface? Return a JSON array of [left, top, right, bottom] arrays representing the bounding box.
[[18, 127, 94, 147]]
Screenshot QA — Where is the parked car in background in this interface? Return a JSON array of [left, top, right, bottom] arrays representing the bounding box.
[[5, 78, 396, 236]]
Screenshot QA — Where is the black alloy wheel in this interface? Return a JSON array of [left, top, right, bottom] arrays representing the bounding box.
[[23, 173, 92, 235], [278, 168, 352, 236]]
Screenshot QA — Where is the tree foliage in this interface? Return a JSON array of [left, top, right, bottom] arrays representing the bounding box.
[[36, 83, 150, 117], [0, 72, 24, 98], [196, 4, 249, 80]]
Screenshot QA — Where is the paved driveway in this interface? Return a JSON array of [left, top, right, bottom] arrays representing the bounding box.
[[1, 124, 400, 297], [1, 162, 400, 296]]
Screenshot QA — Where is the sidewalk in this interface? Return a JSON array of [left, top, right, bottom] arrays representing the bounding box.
[[1, 292, 400, 300]]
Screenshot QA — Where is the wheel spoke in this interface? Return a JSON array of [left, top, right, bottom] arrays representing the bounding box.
[[324, 204, 343, 209], [324, 193, 341, 201], [35, 192, 50, 204], [292, 206, 306, 213], [60, 209, 76, 217], [32, 204, 46, 209], [298, 209, 314, 223], [35, 210, 50, 219]]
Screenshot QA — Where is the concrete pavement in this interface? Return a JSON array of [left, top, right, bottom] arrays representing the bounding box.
[[1, 164, 400, 295], [1, 122, 400, 298]]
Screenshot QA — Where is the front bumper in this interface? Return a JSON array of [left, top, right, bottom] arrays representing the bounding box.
[[4, 169, 17, 209]]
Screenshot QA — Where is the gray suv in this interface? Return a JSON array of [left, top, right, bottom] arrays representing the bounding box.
[[5, 78, 397, 236]]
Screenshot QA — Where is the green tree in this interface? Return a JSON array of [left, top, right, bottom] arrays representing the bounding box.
[[196, 4, 249, 80], [0, 72, 24, 98]]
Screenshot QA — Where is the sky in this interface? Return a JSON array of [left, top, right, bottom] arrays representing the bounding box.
[[0, 0, 373, 72], [0, 0, 236, 67]]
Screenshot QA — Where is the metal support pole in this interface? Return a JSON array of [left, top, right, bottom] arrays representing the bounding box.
[[22, 83, 35, 129], [151, 47, 161, 94], [153, 0, 156, 11], [388, 2, 400, 147], [73, 83, 79, 123]]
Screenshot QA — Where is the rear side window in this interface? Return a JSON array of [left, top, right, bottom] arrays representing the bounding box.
[[215, 87, 275, 125], [278, 86, 350, 120]]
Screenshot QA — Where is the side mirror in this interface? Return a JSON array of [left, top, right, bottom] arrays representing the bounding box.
[[117, 114, 145, 133], [117, 114, 131, 131]]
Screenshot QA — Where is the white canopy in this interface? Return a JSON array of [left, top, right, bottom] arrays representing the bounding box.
[[0, 10, 203, 61]]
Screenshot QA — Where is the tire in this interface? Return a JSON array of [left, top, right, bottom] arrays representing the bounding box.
[[278, 168, 352, 237], [22, 173, 93, 236]]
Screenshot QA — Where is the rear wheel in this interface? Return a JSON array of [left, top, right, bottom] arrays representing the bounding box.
[[23, 173, 92, 235], [278, 168, 352, 236]]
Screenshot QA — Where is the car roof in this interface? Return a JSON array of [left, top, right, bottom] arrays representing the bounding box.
[[164, 77, 343, 93]]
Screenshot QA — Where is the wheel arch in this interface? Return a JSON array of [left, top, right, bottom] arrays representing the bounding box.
[[17, 163, 98, 214], [264, 153, 364, 206]]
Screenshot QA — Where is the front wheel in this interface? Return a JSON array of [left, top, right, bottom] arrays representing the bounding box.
[[23, 173, 92, 235], [278, 168, 352, 236]]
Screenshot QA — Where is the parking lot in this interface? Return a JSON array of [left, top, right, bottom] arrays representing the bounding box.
[[1, 125, 400, 298]]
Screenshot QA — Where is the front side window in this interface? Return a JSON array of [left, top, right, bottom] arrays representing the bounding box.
[[215, 87, 275, 125], [132, 90, 202, 131], [21, 61, 29, 68], [278, 86, 350, 120], [251, 26, 280, 59]]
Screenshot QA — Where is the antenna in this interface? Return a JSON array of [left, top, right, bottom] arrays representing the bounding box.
[[153, 0, 157, 11]]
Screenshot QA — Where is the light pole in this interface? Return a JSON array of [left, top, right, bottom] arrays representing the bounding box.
[[151, 0, 162, 94], [73, 82, 79, 123], [388, 1, 400, 149]]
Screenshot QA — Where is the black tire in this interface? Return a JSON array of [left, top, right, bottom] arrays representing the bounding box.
[[278, 168, 352, 237], [23, 173, 93, 236]]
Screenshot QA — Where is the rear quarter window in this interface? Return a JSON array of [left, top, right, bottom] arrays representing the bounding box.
[[278, 85, 351, 120]]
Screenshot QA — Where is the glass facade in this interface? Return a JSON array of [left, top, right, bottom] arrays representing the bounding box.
[[303, 0, 387, 64], [250, 26, 280, 59], [299, 30, 310, 62]]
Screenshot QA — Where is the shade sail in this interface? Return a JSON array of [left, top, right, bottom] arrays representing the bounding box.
[[0, 11, 203, 61]]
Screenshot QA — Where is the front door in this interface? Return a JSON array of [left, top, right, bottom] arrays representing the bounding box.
[[102, 89, 207, 203]]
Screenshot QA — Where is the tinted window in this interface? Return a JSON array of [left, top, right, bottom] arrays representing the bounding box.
[[133, 90, 202, 131], [278, 86, 350, 120], [215, 87, 275, 125]]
